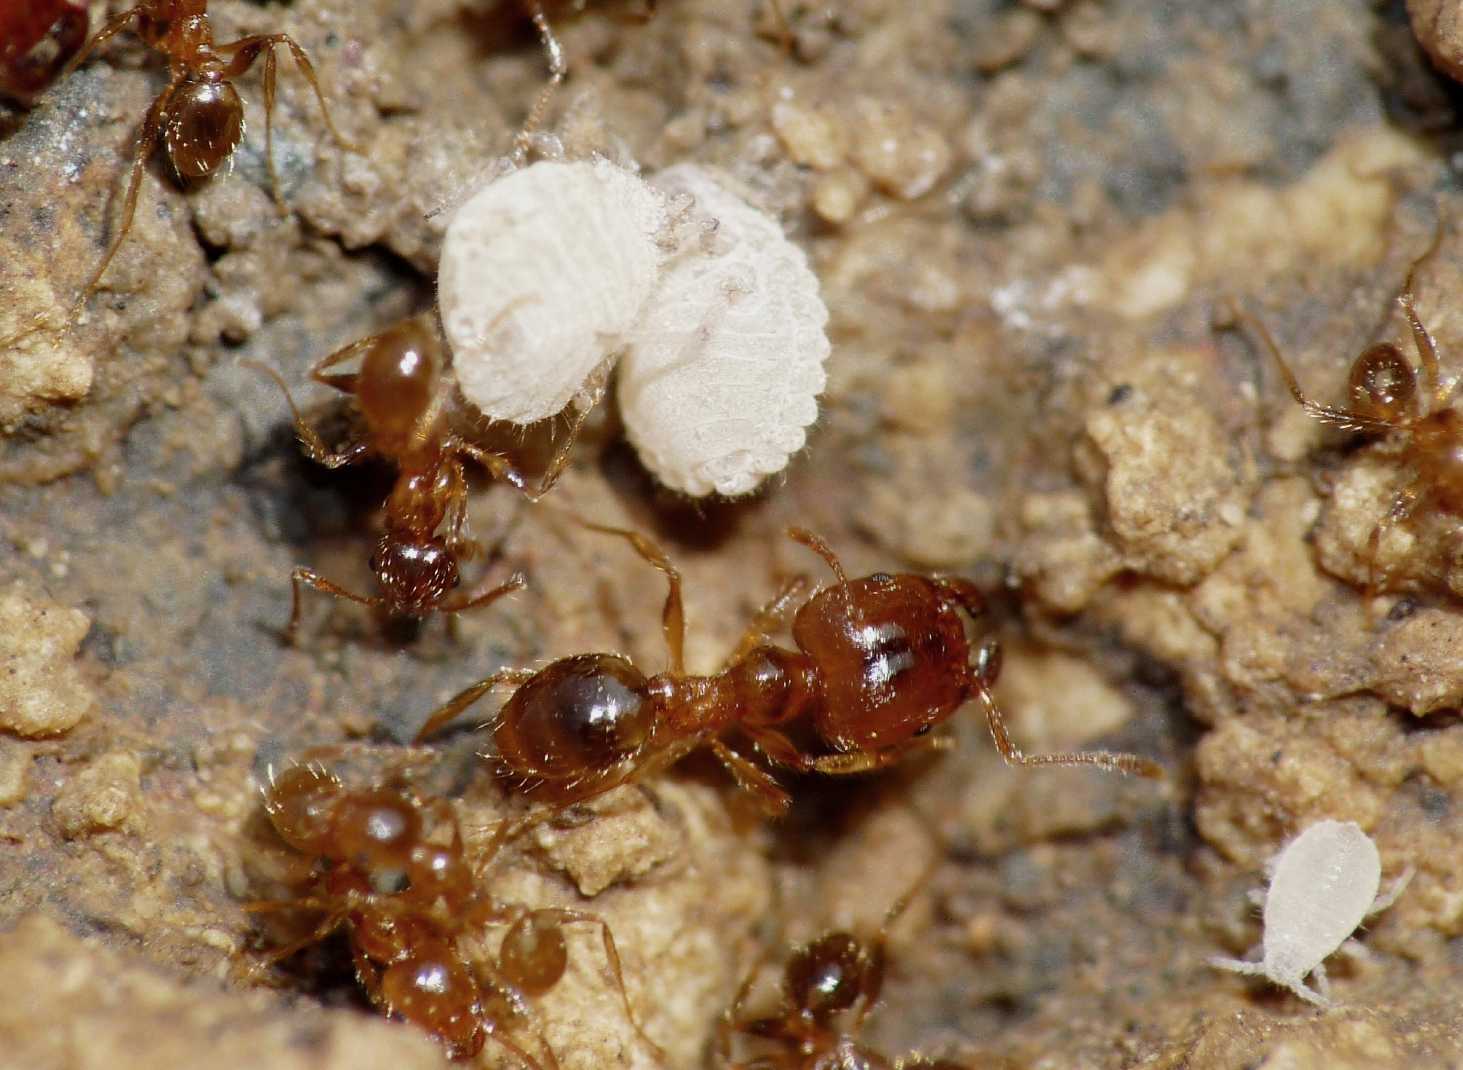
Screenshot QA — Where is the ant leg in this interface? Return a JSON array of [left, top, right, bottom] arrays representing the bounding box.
[[287, 567, 377, 645], [706, 739, 792, 816], [414, 668, 538, 742], [449, 439, 531, 496], [217, 32, 359, 153], [719, 945, 771, 1064], [976, 685, 1163, 779], [243, 360, 370, 468], [579, 522, 687, 674], [1224, 300, 1396, 433], [786, 527, 848, 583], [514, 1, 567, 161], [767, 0, 795, 54], [932, 576, 990, 625], [530, 908, 666, 1061], [439, 571, 528, 616], [1401, 219, 1449, 408], [726, 575, 811, 664], [54, 3, 146, 84], [1364, 480, 1421, 607]]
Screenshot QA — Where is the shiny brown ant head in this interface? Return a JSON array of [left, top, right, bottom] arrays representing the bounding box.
[[371, 534, 461, 616], [492, 653, 656, 789], [1348, 342, 1417, 423], [162, 71, 245, 180], [356, 319, 443, 449], [263, 764, 344, 855], [783, 932, 877, 1025], [378, 940, 487, 1060]]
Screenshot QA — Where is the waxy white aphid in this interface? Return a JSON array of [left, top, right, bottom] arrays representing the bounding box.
[[438, 158, 669, 424], [1210, 819, 1410, 1006], [619, 164, 830, 497]]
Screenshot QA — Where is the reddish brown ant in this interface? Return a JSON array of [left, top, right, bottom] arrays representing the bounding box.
[[1229, 231, 1462, 601], [0, 0, 88, 106], [718, 856, 958, 1070], [244, 763, 663, 1065], [244, 313, 565, 643], [7, 0, 354, 337], [416, 524, 1163, 816]]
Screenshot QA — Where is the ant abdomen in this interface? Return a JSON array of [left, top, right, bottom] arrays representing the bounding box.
[[493, 653, 655, 788], [792, 574, 971, 753], [378, 944, 486, 1059], [498, 914, 570, 997], [354, 318, 444, 448], [163, 77, 245, 179]]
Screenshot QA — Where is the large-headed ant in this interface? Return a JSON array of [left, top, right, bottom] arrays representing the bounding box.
[[1229, 231, 1463, 601], [7, 0, 354, 336], [417, 524, 1163, 816], [247, 310, 593, 642], [0, 0, 88, 106], [245, 763, 662, 1065]]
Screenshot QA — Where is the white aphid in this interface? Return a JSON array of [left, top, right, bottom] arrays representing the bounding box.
[[618, 164, 830, 497], [1210, 819, 1409, 1006], [438, 158, 668, 424]]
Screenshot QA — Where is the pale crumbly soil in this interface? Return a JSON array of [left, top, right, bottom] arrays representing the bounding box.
[[5, 1, 1463, 1068]]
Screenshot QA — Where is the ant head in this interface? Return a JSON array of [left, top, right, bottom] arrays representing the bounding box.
[[164, 77, 245, 180], [371, 535, 460, 615], [357, 320, 443, 446], [783, 932, 874, 1024], [1348, 342, 1417, 424], [262, 763, 343, 855]]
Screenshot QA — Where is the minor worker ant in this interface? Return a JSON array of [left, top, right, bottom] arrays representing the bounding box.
[[1228, 230, 1462, 601], [0, 0, 88, 106], [244, 763, 663, 1065], [718, 856, 960, 1070], [246, 313, 555, 643], [6, 0, 355, 336], [416, 524, 1163, 816]]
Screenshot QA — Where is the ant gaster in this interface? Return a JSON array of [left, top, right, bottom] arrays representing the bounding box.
[[417, 524, 1163, 816], [246, 314, 549, 642], [8, 0, 354, 335], [0, 0, 87, 106], [246, 763, 663, 1065], [1230, 230, 1462, 600]]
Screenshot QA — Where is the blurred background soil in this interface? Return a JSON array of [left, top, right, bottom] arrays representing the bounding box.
[[4, 0, 1463, 1067]]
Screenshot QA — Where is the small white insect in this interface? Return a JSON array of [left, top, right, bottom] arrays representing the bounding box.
[[619, 163, 830, 496], [1209, 819, 1411, 1006], [437, 158, 669, 424]]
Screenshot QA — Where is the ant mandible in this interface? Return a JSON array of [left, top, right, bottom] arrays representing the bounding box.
[[10, 0, 354, 335], [718, 856, 960, 1070], [1229, 229, 1462, 601], [244, 763, 663, 1065], [416, 524, 1163, 816], [0, 0, 88, 106], [246, 313, 554, 643]]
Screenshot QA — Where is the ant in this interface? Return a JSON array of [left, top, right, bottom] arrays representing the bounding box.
[[244, 763, 663, 1065], [718, 856, 960, 1070], [1229, 229, 1461, 601], [5, 0, 354, 338], [246, 314, 551, 642], [416, 523, 1163, 816], [0, 0, 88, 106]]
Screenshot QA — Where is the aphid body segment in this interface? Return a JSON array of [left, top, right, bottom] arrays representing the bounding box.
[[248, 764, 660, 1064], [622, 164, 830, 497], [0, 0, 88, 105], [1210, 819, 1408, 1005], [439, 158, 669, 424], [418, 525, 1161, 815]]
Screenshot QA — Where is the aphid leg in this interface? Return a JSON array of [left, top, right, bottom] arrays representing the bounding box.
[[515, 1, 568, 162], [1301, 963, 1332, 1005], [1207, 953, 1266, 976], [975, 685, 1164, 779], [414, 668, 538, 742], [1369, 866, 1415, 914], [786, 527, 849, 584], [215, 32, 360, 209], [1363, 480, 1421, 608], [726, 575, 811, 664], [447, 439, 531, 496], [579, 521, 687, 674], [243, 360, 371, 468], [530, 391, 599, 500], [439, 570, 528, 616], [287, 567, 378, 645], [1224, 300, 1396, 433], [530, 908, 667, 1062], [706, 738, 792, 816]]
